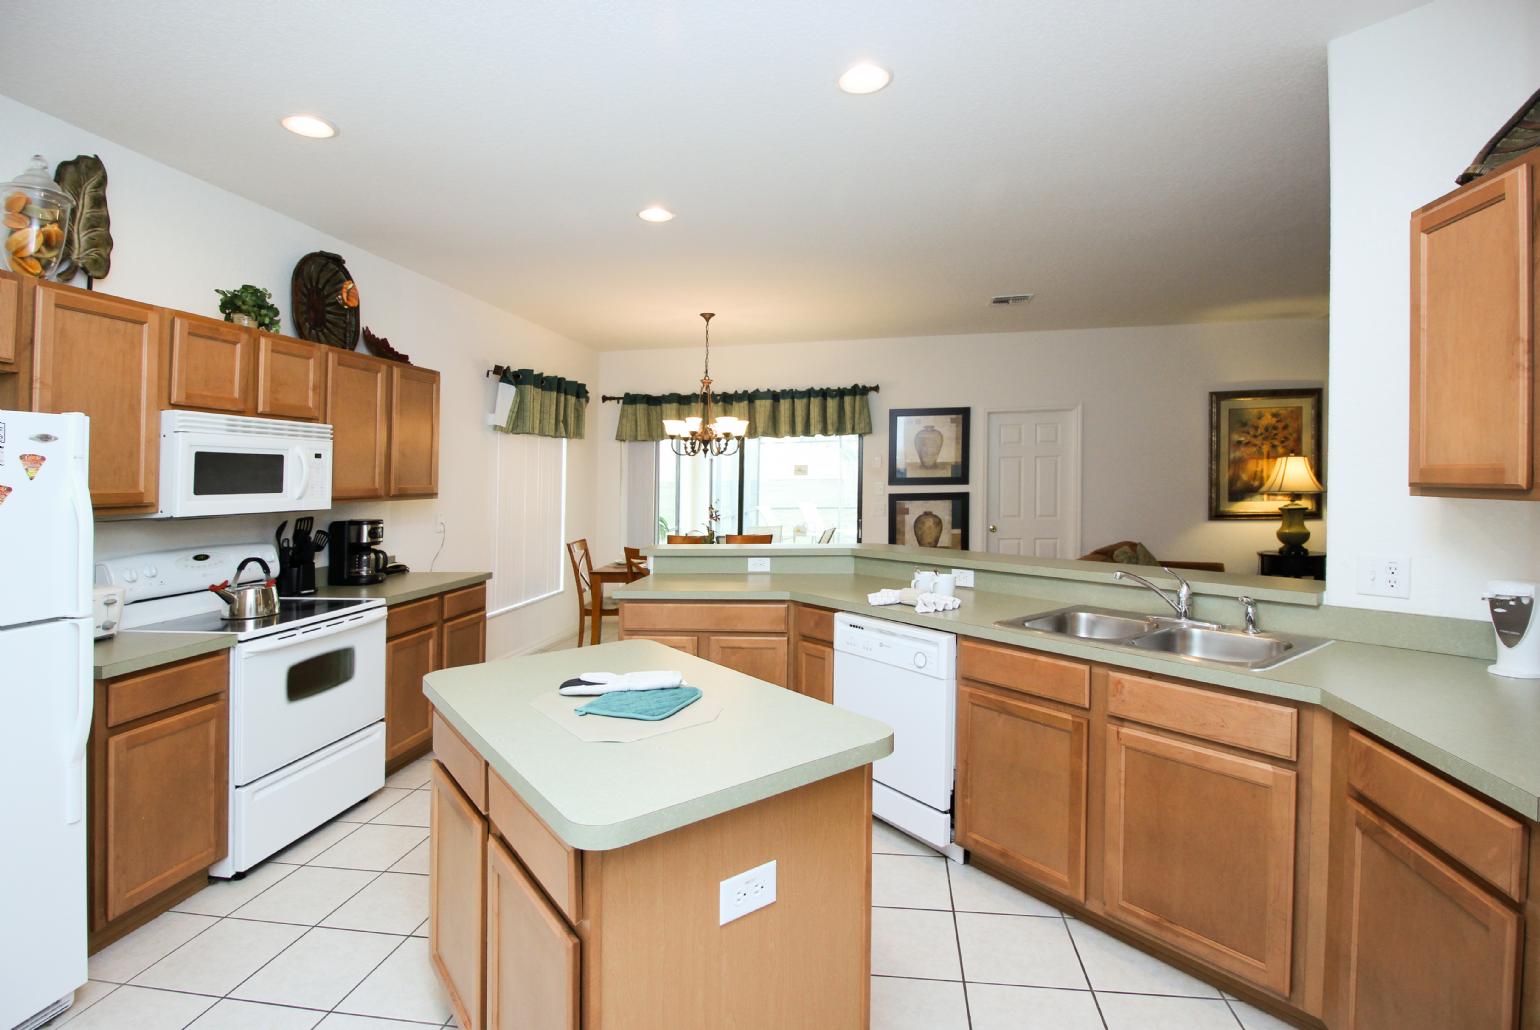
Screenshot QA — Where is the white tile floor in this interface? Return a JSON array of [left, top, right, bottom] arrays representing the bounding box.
[[50, 755, 1293, 1029]]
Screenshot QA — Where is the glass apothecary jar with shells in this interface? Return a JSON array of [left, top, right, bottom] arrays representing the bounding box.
[[2, 155, 73, 279]]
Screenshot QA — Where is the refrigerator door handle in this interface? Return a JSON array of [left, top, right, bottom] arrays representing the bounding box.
[[64, 620, 93, 825]]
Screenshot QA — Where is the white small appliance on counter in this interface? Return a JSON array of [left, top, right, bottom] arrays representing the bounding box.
[[154, 410, 332, 518], [832, 613, 962, 861], [1485, 581, 1540, 679], [92, 585, 125, 639]]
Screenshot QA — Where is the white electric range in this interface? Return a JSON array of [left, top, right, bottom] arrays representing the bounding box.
[[98, 544, 387, 877]]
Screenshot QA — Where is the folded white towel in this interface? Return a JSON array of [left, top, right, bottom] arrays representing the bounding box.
[[867, 589, 903, 606], [914, 592, 962, 614], [559, 670, 684, 696]]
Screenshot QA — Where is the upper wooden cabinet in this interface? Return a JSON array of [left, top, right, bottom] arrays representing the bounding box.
[[1410, 154, 1539, 497], [0, 269, 19, 367], [33, 285, 165, 513], [168, 313, 252, 414], [389, 363, 440, 496], [255, 333, 326, 422], [327, 349, 390, 500]]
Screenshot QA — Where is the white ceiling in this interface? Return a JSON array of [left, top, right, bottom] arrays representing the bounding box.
[[0, 0, 1422, 350]]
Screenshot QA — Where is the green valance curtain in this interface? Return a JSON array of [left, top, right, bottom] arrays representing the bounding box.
[[494, 368, 590, 439], [615, 384, 876, 442]]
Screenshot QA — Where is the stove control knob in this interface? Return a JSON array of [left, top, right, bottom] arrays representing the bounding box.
[[143, 565, 158, 578], [122, 570, 138, 583], [913, 652, 927, 669]]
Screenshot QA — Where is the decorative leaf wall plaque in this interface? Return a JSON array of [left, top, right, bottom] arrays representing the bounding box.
[[291, 250, 361, 347], [53, 154, 112, 286]]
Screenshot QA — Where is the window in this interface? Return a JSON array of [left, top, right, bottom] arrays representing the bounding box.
[[655, 435, 861, 543], [491, 434, 566, 614]]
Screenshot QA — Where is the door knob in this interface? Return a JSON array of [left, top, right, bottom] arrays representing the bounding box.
[[988, 524, 997, 533]]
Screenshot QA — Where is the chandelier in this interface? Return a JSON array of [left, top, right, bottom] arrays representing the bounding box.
[[663, 312, 747, 457]]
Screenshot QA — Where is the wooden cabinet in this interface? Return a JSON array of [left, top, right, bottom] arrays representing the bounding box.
[[957, 683, 1089, 901], [388, 363, 440, 497], [1104, 724, 1297, 994], [90, 652, 228, 949], [443, 612, 486, 670], [255, 333, 325, 421], [33, 285, 164, 512], [167, 313, 251, 413], [431, 762, 488, 1030], [705, 634, 788, 687], [327, 349, 389, 500], [387, 624, 438, 766], [793, 638, 834, 703], [1410, 152, 1540, 497], [0, 268, 19, 367], [486, 834, 580, 1030]]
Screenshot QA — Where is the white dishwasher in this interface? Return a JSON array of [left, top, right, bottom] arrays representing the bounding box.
[[833, 613, 962, 861]]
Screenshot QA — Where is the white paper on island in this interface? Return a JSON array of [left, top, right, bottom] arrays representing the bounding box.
[[529, 690, 723, 743]]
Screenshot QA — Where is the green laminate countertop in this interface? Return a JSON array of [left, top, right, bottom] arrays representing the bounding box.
[[94, 630, 234, 680], [615, 573, 1540, 821], [312, 570, 490, 606], [423, 638, 894, 851]]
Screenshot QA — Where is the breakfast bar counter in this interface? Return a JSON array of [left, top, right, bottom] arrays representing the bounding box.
[[421, 639, 892, 1029]]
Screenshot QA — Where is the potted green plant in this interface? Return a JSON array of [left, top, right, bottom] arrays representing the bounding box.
[[215, 284, 280, 332]]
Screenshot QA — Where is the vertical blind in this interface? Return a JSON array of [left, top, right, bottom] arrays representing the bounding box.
[[490, 433, 566, 615]]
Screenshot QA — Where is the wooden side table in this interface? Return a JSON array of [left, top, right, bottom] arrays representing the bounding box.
[[1257, 551, 1326, 580]]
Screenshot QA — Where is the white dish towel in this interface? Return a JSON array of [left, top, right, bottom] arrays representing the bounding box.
[[558, 671, 684, 696], [865, 588, 962, 614]]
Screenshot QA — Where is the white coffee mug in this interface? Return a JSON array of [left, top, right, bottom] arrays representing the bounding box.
[[934, 573, 957, 598], [912, 570, 938, 591]]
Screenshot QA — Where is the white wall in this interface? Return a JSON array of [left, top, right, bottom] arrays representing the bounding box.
[[595, 319, 1328, 575], [1326, 0, 1540, 621], [0, 94, 597, 657]]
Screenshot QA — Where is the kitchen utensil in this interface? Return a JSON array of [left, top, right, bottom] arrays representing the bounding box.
[[1485, 580, 1540, 679], [934, 573, 957, 598], [911, 570, 938, 592], [210, 556, 279, 620]]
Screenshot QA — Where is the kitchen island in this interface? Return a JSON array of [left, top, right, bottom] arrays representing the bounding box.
[[422, 638, 892, 1030]]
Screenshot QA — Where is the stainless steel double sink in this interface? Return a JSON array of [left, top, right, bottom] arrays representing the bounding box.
[[995, 606, 1330, 671]]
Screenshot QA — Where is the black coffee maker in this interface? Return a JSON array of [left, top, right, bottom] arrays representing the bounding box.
[[328, 519, 389, 585]]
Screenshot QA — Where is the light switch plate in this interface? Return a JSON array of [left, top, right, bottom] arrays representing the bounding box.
[[951, 568, 975, 588], [747, 557, 772, 572], [720, 859, 777, 925]]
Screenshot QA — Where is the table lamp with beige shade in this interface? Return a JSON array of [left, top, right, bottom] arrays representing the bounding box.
[[1262, 454, 1324, 556]]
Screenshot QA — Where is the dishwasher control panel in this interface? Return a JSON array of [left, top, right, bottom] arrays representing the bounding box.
[[834, 613, 954, 680]]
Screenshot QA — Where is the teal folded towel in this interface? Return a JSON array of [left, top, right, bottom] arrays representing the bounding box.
[[574, 686, 702, 721]]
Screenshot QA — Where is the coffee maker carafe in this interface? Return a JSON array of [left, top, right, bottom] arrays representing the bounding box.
[[329, 519, 389, 586]]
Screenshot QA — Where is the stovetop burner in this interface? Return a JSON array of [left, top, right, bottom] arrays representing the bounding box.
[[136, 596, 380, 639]]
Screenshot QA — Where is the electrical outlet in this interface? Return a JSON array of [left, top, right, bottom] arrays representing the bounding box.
[[747, 556, 771, 572], [719, 860, 777, 925], [1357, 554, 1410, 598], [951, 568, 975, 588]]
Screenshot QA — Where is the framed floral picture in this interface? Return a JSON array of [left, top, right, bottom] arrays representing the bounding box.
[[889, 492, 970, 550], [1209, 388, 1325, 520], [889, 407, 970, 485]]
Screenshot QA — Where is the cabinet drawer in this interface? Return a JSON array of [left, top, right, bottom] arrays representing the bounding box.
[[106, 652, 227, 727], [442, 583, 487, 620], [488, 769, 580, 924], [1106, 671, 1296, 761], [1348, 730, 1526, 900], [388, 596, 442, 637], [620, 601, 787, 633], [796, 605, 836, 644], [432, 713, 487, 813], [960, 639, 1090, 708]]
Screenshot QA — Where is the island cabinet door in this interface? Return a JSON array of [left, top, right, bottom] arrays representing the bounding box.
[[955, 683, 1088, 901], [255, 334, 325, 421], [705, 634, 788, 687], [485, 835, 580, 1030], [1334, 800, 1520, 1030], [1104, 724, 1297, 995], [431, 763, 488, 1030], [386, 625, 438, 764], [327, 349, 389, 499], [793, 638, 834, 703], [167, 313, 252, 413]]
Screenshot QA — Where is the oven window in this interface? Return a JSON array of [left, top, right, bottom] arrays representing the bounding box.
[[193, 450, 285, 496], [288, 648, 356, 702]]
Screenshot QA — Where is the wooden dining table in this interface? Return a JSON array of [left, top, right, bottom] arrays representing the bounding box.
[[590, 560, 635, 645]]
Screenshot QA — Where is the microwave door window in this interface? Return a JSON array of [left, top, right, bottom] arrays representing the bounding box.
[[287, 647, 357, 702], [192, 449, 286, 496]]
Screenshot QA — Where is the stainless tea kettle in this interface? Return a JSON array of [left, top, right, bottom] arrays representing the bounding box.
[[209, 557, 279, 620]]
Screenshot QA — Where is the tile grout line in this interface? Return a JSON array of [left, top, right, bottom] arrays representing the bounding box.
[[1062, 915, 1110, 1030], [943, 859, 973, 1030], [1222, 996, 1249, 1028]]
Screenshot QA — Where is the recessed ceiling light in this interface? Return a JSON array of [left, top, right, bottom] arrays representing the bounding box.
[[838, 62, 892, 95], [638, 206, 675, 223], [280, 114, 337, 139]]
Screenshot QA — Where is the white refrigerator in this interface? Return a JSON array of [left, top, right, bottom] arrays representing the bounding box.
[[0, 410, 92, 1030]]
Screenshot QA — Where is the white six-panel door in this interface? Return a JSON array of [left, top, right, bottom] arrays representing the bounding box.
[[985, 409, 1082, 558]]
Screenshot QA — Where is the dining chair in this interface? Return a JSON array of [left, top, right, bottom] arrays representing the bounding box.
[[724, 534, 774, 544], [565, 538, 617, 647], [818, 527, 837, 544], [667, 534, 710, 543], [623, 546, 650, 581]]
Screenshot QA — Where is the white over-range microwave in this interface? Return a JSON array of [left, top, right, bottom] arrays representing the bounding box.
[[155, 410, 333, 518]]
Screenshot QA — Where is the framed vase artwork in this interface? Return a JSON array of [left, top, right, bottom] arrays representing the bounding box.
[[889, 493, 970, 550], [889, 407, 970, 485], [1208, 388, 1325, 520]]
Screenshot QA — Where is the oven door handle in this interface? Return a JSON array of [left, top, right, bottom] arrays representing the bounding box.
[[239, 606, 386, 655]]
